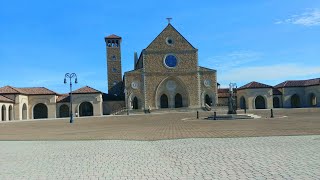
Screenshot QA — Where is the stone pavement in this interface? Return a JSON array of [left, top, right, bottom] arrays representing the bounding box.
[[1, 111, 320, 140], [1, 135, 320, 180]]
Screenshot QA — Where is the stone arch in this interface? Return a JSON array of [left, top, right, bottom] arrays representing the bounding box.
[[273, 97, 280, 108], [309, 93, 317, 107], [79, 102, 93, 116], [175, 93, 183, 108], [33, 103, 48, 119], [160, 94, 169, 108], [22, 103, 27, 120], [132, 97, 139, 109], [59, 104, 69, 118], [291, 94, 301, 108], [240, 96, 246, 109], [9, 105, 13, 120], [255, 95, 266, 109], [155, 77, 189, 109], [1, 105, 6, 121]]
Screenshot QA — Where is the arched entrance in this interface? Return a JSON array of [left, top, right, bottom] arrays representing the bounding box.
[[9, 105, 13, 120], [255, 96, 266, 109], [309, 93, 317, 107], [59, 104, 69, 118], [175, 93, 183, 108], [79, 102, 93, 116], [160, 94, 168, 108], [132, 97, 139, 109], [273, 97, 280, 108], [205, 94, 212, 106], [22, 103, 27, 120], [33, 103, 48, 119], [291, 94, 300, 108], [240, 96, 246, 109], [1, 105, 6, 121]]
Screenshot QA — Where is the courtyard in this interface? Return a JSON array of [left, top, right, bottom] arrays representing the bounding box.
[[1, 109, 320, 179]]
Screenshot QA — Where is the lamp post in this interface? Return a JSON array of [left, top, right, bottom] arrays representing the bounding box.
[[64, 73, 78, 123]]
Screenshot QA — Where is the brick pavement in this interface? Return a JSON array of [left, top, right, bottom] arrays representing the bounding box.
[[0, 135, 319, 179], [0, 111, 320, 140]]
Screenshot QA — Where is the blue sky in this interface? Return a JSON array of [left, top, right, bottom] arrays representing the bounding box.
[[1, 0, 320, 93]]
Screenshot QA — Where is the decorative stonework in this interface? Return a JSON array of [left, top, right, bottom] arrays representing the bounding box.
[[166, 80, 177, 91], [131, 81, 139, 89], [204, 79, 211, 87]]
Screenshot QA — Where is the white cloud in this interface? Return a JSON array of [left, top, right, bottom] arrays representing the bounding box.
[[276, 9, 320, 26], [202, 50, 262, 70], [218, 63, 320, 87]]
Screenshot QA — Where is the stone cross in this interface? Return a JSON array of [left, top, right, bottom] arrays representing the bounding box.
[[166, 18, 172, 24]]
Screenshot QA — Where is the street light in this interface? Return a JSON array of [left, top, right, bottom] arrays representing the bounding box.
[[64, 73, 78, 123]]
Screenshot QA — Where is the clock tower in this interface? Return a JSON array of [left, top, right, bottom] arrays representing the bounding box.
[[105, 34, 123, 96]]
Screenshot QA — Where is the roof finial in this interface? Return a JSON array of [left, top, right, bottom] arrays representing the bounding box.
[[166, 17, 172, 24]]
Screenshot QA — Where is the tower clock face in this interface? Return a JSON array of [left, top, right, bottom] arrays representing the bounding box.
[[164, 55, 177, 68]]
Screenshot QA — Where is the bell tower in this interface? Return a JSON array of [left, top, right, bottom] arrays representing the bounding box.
[[105, 34, 123, 96]]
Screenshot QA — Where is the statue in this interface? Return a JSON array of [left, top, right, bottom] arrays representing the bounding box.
[[227, 83, 237, 114]]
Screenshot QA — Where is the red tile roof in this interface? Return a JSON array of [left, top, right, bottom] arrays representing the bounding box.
[[273, 88, 282, 95], [0, 86, 56, 95], [72, 86, 102, 94], [57, 94, 70, 103], [0, 86, 21, 94], [218, 88, 230, 98], [0, 95, 14, 103], [238, 81, 272, 90], [275, 78, 320, 88], [105, 34, 121, 39]]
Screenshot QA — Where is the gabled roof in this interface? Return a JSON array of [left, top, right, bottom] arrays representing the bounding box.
[[0, 86, 21, 94], [275, 78, 320, 88], [0, 86, 56, 95], [0, 95, 14, 103], [105, 34, 122, 39], [17, 87, 57, 95], [199, 66, 216, 72], [72, 86, 102, 94], [145, 23, 196, 50], [238, 81, 272, 90]]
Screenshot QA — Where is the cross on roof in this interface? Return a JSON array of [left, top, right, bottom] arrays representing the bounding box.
[[166, 17, 172, 24]]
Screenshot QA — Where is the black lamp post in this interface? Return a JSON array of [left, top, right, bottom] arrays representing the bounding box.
[[64, 73, 78, 123]]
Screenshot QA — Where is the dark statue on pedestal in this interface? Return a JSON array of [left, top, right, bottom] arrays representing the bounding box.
[[227, 83, 237, 114]]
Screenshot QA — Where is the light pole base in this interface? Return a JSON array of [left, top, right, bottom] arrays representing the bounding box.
[[70, 114, 73, 123]]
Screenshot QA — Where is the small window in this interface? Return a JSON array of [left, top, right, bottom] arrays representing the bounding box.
[[113, 81, 117, 85], [111, 55, 116, 61], [112, 68, 117, 72], [166, 37, 174, 45]]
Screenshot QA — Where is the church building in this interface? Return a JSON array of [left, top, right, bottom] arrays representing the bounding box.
[[106, 23, 218, 111]]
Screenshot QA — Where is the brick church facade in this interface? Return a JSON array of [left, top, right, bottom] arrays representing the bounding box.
[[106, 23, 218, 111]]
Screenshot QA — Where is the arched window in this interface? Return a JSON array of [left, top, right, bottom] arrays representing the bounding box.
[[59, 104, 69, 118], [9, 105, 13, 120], [291, 94, 301, 108], [240, 96, 246, 109], [33, 103, 48, 119], [22, 103, 27, 120], [160, 94, 169, 108], [175, 93, 183, 108], [309, 93, 317, 107], [1, 105, 6, 121], [79, 102, 93, 116], [132, 97, 139, 109], [255, 96, 266, 109], [273, 97, 280, 108]]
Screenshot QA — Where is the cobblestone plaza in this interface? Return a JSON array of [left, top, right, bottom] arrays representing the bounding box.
[[1, 135, 319, 180]]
